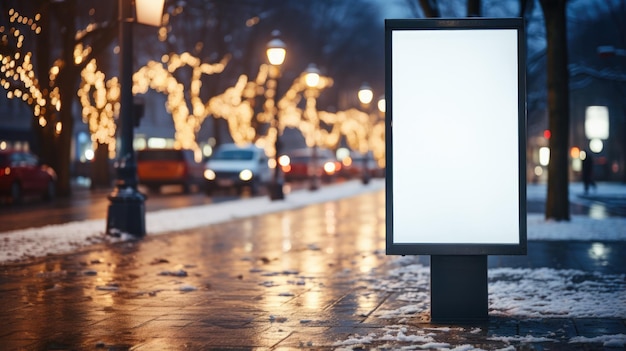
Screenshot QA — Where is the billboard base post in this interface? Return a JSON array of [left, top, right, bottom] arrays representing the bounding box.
[[431, 255, 488, 323]]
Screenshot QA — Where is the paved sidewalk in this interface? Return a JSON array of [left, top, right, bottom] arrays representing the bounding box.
[[1, 184, 625, 350]]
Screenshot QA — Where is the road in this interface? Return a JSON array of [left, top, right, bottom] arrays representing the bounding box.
[[0, 183, 290, 232], [1, 180, 624, 233]]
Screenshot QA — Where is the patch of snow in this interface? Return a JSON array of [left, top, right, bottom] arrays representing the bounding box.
[[488, 335, 556, 343], [569, 333, 626, 347]]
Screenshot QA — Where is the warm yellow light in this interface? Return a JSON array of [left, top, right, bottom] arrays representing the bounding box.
[[135, 0, 165, 27], [239, 169, 253, 181], [358, 83, 373, 105], [266, 36, 286, 66], [323, 161, 336, 175], [572, 157, 582, 172], [570, 147, 580, 159], [539, 147, 550, 166], [304, 64, 320, 88], [342, 156, 353, 167], [278, 155, 290, 167], [204, 169, 216, 180]]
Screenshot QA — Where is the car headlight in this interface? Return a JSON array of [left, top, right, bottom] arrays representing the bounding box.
[[323, 161, 336, 175], [239, 169, 253, 181], [204, 169, 216, 180]]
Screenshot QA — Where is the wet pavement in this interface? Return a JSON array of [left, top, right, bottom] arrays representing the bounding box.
[[1, 184, 625, 350]]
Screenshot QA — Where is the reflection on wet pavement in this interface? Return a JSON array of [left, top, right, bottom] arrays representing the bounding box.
[[0, 190, 392, 349], [1, 187, 625, 350]]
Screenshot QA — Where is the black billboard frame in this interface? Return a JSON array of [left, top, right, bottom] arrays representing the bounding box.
[[385, 18, 528, 257]]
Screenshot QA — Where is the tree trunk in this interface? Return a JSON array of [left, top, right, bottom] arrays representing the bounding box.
[[539, 0, 570, 221], [46, 0, 79, 198], [33, 1, 52, 165], [467, 0, 481, 17], [418, 0, 440, 17], [91, 142, 111, 189], [55, 105, 74, 197]]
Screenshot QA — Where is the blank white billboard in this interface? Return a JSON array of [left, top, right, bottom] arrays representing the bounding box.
[[385, 19, 526, 255]]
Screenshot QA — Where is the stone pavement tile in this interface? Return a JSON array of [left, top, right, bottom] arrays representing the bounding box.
[[272, 326, 334, 349], [133, 339, 272, 351], [0, 331, 40, 351], [172, 324, 278, 348], [516, 318, 579, 342]]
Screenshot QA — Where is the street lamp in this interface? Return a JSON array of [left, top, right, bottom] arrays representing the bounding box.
[[358, 83, 374, 184], [305, 64, 321, 191], [106, 0, 164, 237], [358, 82, 374, 105], [266, 33, 286, 200]]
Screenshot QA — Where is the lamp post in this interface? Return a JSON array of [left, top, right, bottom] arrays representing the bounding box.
[[304, 64, 321, 191], [358, 83, 374, 184], [106, 0, 164, 237], [266, 33, 286, 200]]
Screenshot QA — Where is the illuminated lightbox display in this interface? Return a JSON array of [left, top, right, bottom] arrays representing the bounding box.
[[385, 18, 527, 255]]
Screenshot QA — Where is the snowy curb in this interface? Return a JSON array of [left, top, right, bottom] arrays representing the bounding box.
[[0, 179, 384, 263]]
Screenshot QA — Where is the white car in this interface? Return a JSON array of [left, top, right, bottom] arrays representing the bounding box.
[[204, 143, 272, 195]]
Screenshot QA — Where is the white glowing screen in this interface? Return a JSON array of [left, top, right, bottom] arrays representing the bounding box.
[[392, 29, 520, 244]]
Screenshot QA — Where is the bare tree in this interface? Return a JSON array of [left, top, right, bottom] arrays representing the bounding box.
[[1, 1, 117, 196]]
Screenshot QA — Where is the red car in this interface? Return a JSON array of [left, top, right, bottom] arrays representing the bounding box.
[[281, 148, 341, 183], [0, 149, 57, 203]]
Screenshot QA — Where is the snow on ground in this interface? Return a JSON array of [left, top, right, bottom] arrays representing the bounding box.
[[0, 179, 383, 262], [368, 259, 626, 319], [2, 179, 625, 263], [0, 179, 626, 263], [337, 256, 625, 349]]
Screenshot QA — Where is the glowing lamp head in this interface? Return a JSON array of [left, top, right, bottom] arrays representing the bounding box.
[[266, 37, 286, 66], [135, 0, 165, 27], [304, 64, 321, 88], [377, 96, 386, 113], [358, 83, 373, 105]]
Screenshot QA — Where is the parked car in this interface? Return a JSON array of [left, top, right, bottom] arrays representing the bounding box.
[[0, 149, 57, 204], [136, 148, 204, 193], [340, 151, 385, 180], [281, 147, 341, 183], [204, 143, 272, 195]]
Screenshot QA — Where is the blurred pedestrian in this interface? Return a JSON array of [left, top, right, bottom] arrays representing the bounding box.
[[582, 152, 596, 194]]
